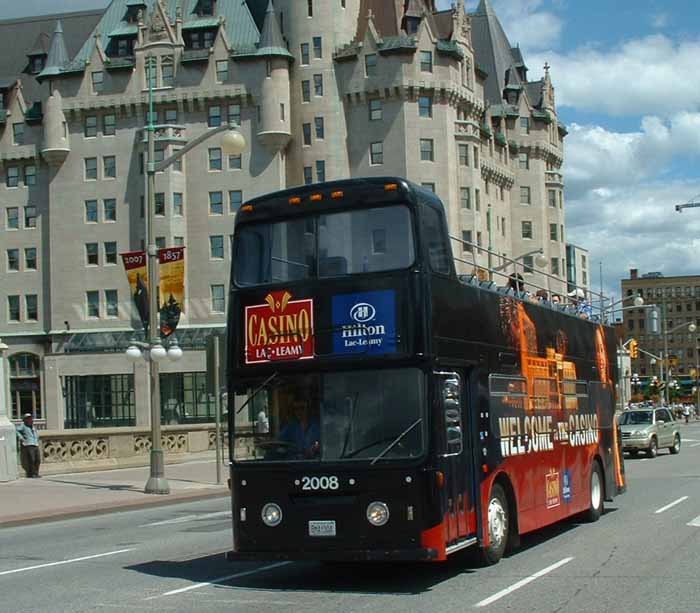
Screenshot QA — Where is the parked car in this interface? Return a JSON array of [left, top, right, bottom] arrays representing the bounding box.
[[619, 408, 681, 458]]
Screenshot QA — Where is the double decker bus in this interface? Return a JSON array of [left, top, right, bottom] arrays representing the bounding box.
[[226, 177, 625, 564]]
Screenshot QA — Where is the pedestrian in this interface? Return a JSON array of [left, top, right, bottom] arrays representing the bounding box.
[[16, 413, 41, 478], [683, 404, 690, 424]]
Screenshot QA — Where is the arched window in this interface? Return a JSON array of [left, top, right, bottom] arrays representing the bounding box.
[[9, 353, 42, 420]]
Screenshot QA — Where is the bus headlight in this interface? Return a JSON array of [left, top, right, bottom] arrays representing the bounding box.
[[366, 501, 390, 526], [261, 503, 283, 527]]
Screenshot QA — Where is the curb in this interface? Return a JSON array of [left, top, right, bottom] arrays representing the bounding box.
[[0, 487, 230, 529]]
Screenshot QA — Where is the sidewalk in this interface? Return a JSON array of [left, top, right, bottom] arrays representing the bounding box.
[[0, 456, 229, 528]]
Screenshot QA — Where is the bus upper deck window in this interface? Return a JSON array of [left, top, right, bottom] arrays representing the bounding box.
[[423, 206, 450, 274]]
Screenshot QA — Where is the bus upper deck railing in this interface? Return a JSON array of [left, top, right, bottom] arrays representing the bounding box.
[[448, 235, 612, 324]]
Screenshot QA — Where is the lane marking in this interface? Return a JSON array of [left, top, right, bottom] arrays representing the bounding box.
[[689, 442, 700, 448], [155, 561, 291, 597], [654, 496, 689, 514], [474, 557, 574, 608], [640, 458, 649, 462], [139, 511, 231, 527], [0, 549, 134, 577], [688, 515, 700, 528]]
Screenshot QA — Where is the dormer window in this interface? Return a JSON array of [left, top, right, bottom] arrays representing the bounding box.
[[29, 55, 46, 74], [404, 17, 420, 35], [124, 0, 146, 23], [186, 29, 216, 49], [194, 0, 215, 16], [108, 36, 136, 58]]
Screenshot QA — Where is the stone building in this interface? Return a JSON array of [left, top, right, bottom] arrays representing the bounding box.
[[0, 0, 573, 431]]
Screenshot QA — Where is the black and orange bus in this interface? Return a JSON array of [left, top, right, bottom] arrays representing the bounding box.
[[226, 177, 625, 564]]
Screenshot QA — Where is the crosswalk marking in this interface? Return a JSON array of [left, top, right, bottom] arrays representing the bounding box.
[[688, 515, 700, 527]]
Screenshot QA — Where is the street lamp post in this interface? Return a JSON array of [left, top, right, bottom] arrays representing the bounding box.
[[131, 54, 246, 495]]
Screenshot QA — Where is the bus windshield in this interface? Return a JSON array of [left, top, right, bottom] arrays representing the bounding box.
[[233, 368, 425, 463], [233, 204, 415, 286]]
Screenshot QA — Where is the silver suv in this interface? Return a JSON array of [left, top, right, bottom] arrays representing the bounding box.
[[619, 408, 681, 458]]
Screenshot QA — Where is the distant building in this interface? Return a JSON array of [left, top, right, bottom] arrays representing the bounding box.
[[621, 268, 700, 383], [566, 243, 590, 295], [0, 0, 572, 430]]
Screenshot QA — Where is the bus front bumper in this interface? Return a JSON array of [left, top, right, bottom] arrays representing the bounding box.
[[226, 546, 438, 562]]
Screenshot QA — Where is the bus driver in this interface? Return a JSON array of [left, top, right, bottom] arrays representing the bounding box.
[[280, 399, 321, 459]]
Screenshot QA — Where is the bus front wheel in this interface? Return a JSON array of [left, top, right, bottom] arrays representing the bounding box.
[[583, 461, 604, 523], [480, 483, 509, 565]]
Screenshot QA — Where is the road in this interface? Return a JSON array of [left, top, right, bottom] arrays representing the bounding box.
[[2, 421, 700, 613]]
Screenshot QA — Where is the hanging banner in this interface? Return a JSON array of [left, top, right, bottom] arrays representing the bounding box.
[[121, 251, 149, 334], [158, 246, 186, 337]]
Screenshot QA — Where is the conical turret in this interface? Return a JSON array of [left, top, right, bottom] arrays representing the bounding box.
[[37, 20, 69, 81]]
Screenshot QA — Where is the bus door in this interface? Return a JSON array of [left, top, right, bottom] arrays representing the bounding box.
[[435, 371, 475, 547]]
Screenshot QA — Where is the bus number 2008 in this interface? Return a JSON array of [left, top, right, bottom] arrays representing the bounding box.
[[301, 476, 340, 491]]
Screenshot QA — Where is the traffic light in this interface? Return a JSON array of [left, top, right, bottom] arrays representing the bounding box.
[[629, 339, 639, 359]]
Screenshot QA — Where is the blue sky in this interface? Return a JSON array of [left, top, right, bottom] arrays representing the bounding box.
[[434, 0, 700, 301], [6, 0, 700, 300]]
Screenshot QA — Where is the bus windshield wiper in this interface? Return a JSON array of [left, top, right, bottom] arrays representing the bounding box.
[[370, 418, 422, 466], [236, 372, 278, 415]]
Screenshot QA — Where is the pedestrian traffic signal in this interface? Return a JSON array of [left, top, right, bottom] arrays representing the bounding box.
[[629, 339, 639, 359]]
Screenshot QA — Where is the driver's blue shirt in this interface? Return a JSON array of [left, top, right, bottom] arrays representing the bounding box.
[[280, 417, 320, 454]]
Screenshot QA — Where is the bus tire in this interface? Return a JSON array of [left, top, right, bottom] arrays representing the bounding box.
[[583, 461, 604, 523], [479, 483, 509, 565]]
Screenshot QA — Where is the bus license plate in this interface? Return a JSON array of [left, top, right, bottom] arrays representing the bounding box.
[[309, 520, 336, 537]]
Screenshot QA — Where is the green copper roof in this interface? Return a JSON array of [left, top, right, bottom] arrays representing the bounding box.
[[436, 40, 464, 59], [379, 35, 417, 54], [182, 17, 220, 29], [109, 24, 138, 37]]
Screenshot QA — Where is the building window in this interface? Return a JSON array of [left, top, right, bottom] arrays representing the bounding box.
[[210, 235, 224, 259], [523, 255, 534, 273], [551, 257, 559, 276], [84, 115, 98, 137], [313, 74, 323, 96], [174, 236, 184, 247], [420, 50, 433, 72], [85, 157, 97, 180], [25, 248, 37, 270], [519, 186, 531, 204], [420, 138, 434, 161], [316, 160, 326, 183], [12, 123, 24, 145], [215, 60, 228, 83], [460, 187, 470, 209], [85, 200, 98, 223], [6, 166, 19, 187], [228, 103, 241, 125], [155, 193, 165, 216], [86, 243, 99, 265], [103, 155, 116, 179], [501, 217, 506, 237], [211, 285, 225, 312], [369, 98, 382, 121], [8, 296, 20, 322], [209, 191, 223, 215], [161, 57, 174, 87], [473, 145, 479, 169], [7, 249, 19, 272], [104, 241, 117, 265], [520, 117, 530, 134], [421, 182, 435, 192], [312, 36, 322, 58], [229, 153, 242, 170], [477, 231, 483, 248], [229, 190, 242, 213], [519, 152, 529, 169], [560, 224, 565, 242], [155, 236, 165, 249], [475, 188, 480, 211], [521, 220, 533, 239], [300, 43, 310, 65], [105, 290, 119, 317], [370, 141, 383, 165], [365, 53, 377, 77], [458, 144, 469, 166], [461, 230, 473, 253], [314, 116, 324, 139], [302, 122, 312, 145], [24, 206, 37, 228], [549, 223, 558, 241], [173, 193, 183, 216], [301, 80, 311, 102], [6, 207, 19, 230], [303, 166, 313, 185], [418, 95, 432, 118], [548, 189, 556, 208], [103, 198, 117, 222], [24, 165, 36, 186], [86, 290, 100, 318], [100, 114, 115, 137], [208, 147, 222, 171], [208, 105, 222, 127], [91, 71, 104, 93]]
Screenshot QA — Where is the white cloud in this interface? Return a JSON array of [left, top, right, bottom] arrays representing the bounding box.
[[529, 35, 700, 116]]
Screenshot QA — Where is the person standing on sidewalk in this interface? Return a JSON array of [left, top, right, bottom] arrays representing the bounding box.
[[16, 413, 41, 478]]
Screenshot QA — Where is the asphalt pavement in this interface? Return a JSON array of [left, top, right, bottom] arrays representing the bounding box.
[[2, 422, 700, 613]]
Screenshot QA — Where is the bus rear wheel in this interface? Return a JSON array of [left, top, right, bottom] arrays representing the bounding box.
[[583, 461, 604, 523], [479, 483, 509, 565]]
